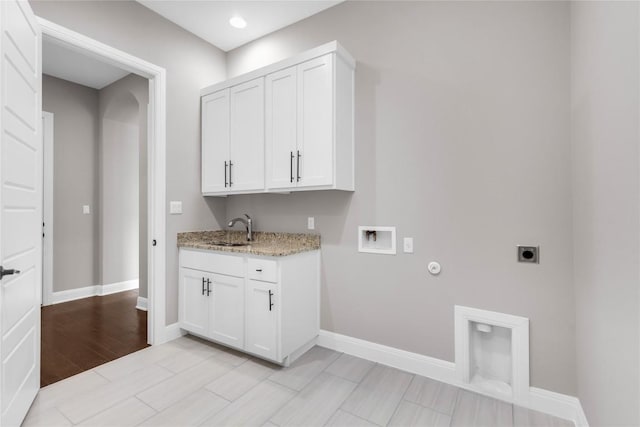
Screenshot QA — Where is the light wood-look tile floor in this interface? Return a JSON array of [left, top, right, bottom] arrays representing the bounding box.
[[23, 335, 574, 427]]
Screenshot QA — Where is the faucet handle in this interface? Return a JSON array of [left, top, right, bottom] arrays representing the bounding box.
[[244, 213, 251, 221]]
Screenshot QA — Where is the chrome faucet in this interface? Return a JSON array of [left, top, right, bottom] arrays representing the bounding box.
[[227, 214, 253, 241]]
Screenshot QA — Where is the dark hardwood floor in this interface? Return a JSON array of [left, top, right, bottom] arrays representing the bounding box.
[[41, 290, 148, 387]]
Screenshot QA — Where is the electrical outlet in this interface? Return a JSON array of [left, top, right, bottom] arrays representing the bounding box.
[[403, 237, 414, 253], [170, 201, 182, 215], [517, 245, 539, 263], [82, 205, 90, 215], [307, 217, 315, 230]]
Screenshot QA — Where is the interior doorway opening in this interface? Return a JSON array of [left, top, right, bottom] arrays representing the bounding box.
[[40, 69, 150, 386], [37, 17, 167, 386]]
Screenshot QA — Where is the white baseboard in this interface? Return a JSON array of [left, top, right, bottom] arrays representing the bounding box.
[[99, 279, 139, 296], [51, 285, 99, 304], [165, 323, 187, 341], [317, 330, 457, 384], [317, 330, 587, 427], [528, 387, 589, 427], [51, 280, 139, 305], [136, 297, 148, 311]]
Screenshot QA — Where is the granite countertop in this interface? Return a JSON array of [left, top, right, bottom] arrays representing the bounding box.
[[177, 230, 321, 257]]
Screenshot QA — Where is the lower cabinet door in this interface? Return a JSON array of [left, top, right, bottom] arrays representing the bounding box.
[[209, 273, 245, 349], [179, 268, 209, 336], [246, 280, 278, 361]]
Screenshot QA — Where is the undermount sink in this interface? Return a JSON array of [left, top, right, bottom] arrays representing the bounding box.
[[210, 241, 251, 247]]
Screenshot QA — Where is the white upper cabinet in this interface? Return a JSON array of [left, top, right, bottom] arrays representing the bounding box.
[[265, 66, 297, 189], [296, 54, 334, 188], [202, 79, 264, 195], [201, 41, 355, 196], [229, 78, 265, 192], [201, 89, 230, 194]]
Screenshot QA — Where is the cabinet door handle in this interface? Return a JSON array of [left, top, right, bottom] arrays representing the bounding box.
[[290, 151, 294, 183], [229, 161, 233, 186], [206, 278, 211, 296], [202, 277, 206, 295], [268, 290, 274, 311], [296, 150, 301, 182], [255, 268, 262, 272], [224, 161, 228, 187]]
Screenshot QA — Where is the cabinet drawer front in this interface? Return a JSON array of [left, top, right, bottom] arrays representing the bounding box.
[[248, 258, 278, 283], [180, 249, 244, 277]]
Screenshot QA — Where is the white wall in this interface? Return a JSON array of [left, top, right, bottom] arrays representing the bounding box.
[[225, 1, 576, 395], [99, 73, 149, 296], [42, 75, 100, 292], [100, 105, 140, 286], [570, 2, 640, 425]]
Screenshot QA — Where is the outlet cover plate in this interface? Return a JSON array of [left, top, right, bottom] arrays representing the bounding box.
[[517, 245, 539, 263]]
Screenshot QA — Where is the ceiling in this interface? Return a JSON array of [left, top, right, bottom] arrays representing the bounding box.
[[136, 1, 342, 52], [43, 37, 130, 90]]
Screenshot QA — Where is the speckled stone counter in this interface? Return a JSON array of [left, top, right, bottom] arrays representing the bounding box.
[[177, 230, 321, 257]]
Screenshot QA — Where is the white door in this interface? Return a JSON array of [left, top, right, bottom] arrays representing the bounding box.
[[265, 66, 297, 190], [0, 0, 42, 425], [178, 268, 209, 336], [209, 273, 244, 350], [201, 90, 230, 194], [245, 281, 278, 361], [297, 55, 334, 188], [229, 78, 264, 192]]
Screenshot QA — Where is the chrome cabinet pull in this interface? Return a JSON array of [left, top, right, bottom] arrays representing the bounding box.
[[268, 290, 274, 311], [206, 278, 212, 296], [224, 161, 228, 187], [290, 151, 294, 183], [296, 151, 301, 182], [229, 161, 233, 186], [201, 277, 206, 295]]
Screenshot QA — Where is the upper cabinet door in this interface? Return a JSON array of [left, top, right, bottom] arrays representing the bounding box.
[[266, 66, 297, 190], [202, 90, 230, 194], [297, 54, 334, 188], [229, 78, 265, 192]]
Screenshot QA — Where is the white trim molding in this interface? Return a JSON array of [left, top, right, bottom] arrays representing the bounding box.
[[454, 305, 530, 403], [165, 323, 187, 342], [38, 17, 167, 346], [51, 286, 99, 305], [317, 330, 456, 384], [42, 111, 54, 307], [136, 297, 148, 311], [51, 281, 139, 304], [317, 329, 588, 427], [99, 280, 139, 296]]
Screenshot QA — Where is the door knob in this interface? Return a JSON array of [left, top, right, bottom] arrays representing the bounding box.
[[0, 266, 20, 280]]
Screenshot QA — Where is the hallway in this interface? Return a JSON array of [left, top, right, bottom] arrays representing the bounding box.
[[41, 290, 148, 387]]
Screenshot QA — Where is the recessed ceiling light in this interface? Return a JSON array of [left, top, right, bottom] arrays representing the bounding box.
[[229, 16, 247, 29]]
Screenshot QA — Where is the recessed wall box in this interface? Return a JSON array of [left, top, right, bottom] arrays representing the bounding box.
[[455, 306, 530, 402], [517, 245, 539, 263], [358, 226, 396, 255]]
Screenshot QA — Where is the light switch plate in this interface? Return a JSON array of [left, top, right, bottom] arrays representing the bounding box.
[[82, 205, 90, 215], [170, 201, 182, 215], [307, 217, 315, 230], [403, 237, 414, 253]]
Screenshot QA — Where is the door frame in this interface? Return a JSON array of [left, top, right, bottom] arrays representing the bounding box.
[[38, 17, 167, 345], [42, 111, 53, 306]]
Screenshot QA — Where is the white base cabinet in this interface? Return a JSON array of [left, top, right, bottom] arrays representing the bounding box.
[[178, 248, 320, 365]]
